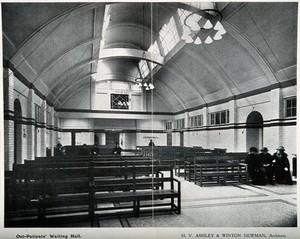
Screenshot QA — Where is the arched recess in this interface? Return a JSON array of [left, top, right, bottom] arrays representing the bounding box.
[[246, 111, 263, 151], [14, 99, 23, 165]]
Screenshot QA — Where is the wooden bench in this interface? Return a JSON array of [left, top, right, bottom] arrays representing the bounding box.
[[35, 155, 149, 162], [24, 159, 159, 169], [194, 162, 248, 187], [5, 163, 180, 227], [177, 153, 248, 181]]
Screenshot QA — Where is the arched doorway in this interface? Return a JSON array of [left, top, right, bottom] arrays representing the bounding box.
[[246, 111, 263, 151], [14, 99, 22, 165]]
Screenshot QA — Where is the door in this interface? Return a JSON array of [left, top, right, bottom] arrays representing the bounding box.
[[106, 131, 119, 148], [180, 132, 184, 147], [71, 132, 76, 146], [167, 133, 172, 146], [246, 111, 263, 151], [14, 99, 22, 164]]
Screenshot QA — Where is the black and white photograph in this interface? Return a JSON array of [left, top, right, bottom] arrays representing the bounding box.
[[1, 1, 299, 239]]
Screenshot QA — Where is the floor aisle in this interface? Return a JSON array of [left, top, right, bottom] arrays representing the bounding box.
[[96, 173, 297, 228]]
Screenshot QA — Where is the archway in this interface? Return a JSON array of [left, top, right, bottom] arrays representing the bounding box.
[[246, 111, 264, 151], [14, 99, 22, 165]]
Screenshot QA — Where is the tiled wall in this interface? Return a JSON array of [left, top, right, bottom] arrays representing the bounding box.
[[3, 68, 58, 170]]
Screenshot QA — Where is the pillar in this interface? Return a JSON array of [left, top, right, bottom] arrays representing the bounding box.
[[229, 98, 238, 152], [4, 68, 15, 171], [40, 99, 47, 156], [202, 105, 209, 149], [50, 106, 56, 156], [270, 88, 283, 149], [27, 88, 35, 160]]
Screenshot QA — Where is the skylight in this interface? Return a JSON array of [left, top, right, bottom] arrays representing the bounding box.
[[159, 16, 180, 56]]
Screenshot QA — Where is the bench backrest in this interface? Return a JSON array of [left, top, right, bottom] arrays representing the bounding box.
[[35, 155, 151, 163], [196, 162, 247, 172], [8, 164, 173, 199], [24, 159, 158, 168], [11, 164, 171, 181]]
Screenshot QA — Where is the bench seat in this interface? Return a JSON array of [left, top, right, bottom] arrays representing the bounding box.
[[5, 164, 180, 227]]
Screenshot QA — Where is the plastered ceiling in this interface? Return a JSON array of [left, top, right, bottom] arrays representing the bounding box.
[[3, 2, 297, 112]]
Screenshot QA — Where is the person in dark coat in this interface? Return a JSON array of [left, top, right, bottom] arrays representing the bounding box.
[[111, 143, 122, 155], [55, 142, 66, 158], [80, 144, 89, 156], [245, 147, 266, 185], [91, 144, 100, 155], [273, 146, 293, 185], [148, 139, 155, 147], [259, 147, 275, 185]]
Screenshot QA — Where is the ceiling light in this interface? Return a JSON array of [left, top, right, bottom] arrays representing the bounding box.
[[203, 19, 213, 29], [135, 78, 155, 91], [194, 37, 202, 45], [182, 8, 226, 46], [204, 36, 213, 44], [185, 35, 194, 43], [213, 32, 222, 41]]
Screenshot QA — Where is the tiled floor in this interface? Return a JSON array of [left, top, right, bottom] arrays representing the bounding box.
[[96, 173, 297, 228]]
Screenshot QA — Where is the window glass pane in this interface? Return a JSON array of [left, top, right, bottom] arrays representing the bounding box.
[[47, 111, 51, 125], [210, 113, 214, 125], [286, 99, 291, 108], [159, 16, 180, 55], [111, 94, 129, 109], [216, 112, 220, 124], [177, 9, 193, 27], [286, 98, 297, 117], [227, 110, 230, 123], [148, 41, 161, 56], [221, 111, 226, 124], [138, 60, 150, 78]]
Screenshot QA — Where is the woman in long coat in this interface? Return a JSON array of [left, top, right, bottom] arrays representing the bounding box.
[[273, 146, 293, 185]]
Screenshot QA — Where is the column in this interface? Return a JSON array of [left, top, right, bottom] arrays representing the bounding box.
[[40, 99, 47, 157], [184, 112, 189, 147], [27, 88, 35, 160], [4, 68, 15, 171], [50, 106, 56, 156], [202, 105, 209, 149], [229, 98, 238, 152], [270, 88, 283, 148]]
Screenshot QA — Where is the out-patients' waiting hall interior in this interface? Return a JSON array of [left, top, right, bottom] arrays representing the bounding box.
[[2, 2, 298, 229]]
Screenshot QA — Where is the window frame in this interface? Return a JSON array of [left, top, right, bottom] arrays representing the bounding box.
[[190, 115, 203, 127], [110, 93, 130, 110], [209, 110, 229, 126], [285, 97, 296, 118]]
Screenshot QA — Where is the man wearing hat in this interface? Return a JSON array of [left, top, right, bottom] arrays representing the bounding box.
[[259, 147, 275, 185], [273, 146, 293, 185], [245, 147, 266, 185]]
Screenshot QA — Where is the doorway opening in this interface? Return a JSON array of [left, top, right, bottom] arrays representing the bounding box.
[[246, 111, 264, 151], [14, 99, 22, 165]]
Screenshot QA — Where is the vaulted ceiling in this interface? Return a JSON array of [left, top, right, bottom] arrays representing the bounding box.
[[3, 2, 297, 112]]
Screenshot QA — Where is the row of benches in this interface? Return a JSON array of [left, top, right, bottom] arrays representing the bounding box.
[[174, 153, 249, 186], [138, 146, 227, 165], [60, 146, 142, 157], [5, 156, 180, 227]]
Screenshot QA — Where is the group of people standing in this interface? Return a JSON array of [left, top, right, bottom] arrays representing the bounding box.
[[245, 146, 293, 186]]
